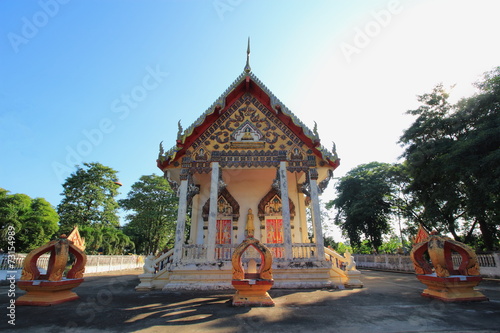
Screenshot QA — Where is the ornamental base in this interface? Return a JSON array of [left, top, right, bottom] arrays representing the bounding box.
[[232, 280, 275, 307], [416, 275, 488, 302], [16, 278, 84, 306], [344, 270, 363, 288], [135, 273, 154, 291]]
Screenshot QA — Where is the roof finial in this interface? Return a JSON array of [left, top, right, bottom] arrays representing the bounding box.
[[244, 37, 251, 73]]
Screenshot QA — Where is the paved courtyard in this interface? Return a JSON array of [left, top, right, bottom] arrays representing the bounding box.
[[1, 269, 500, 332]]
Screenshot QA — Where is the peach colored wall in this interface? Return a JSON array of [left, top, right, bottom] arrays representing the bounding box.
[[191, 168, 309, 245]]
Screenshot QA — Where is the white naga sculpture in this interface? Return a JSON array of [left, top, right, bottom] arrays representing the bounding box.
[[344, 250, 357, 271], [143, 254, 157, 274]]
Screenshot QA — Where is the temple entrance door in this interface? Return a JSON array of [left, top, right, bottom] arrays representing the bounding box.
[[265, 217, 283, 258], [216, 219, 232, 260]]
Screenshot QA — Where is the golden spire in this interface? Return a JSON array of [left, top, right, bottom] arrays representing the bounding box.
[[244, 37, 251, 73]]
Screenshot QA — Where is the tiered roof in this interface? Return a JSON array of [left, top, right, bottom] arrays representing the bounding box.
[[158, 47, 339, 170]]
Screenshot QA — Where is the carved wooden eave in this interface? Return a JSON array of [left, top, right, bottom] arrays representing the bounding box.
[[202, 187, 240, 222], [157, 71, 340, 173], [258, 187, 296, 222]]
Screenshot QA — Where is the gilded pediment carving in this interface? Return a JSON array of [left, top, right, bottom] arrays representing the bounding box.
[[181, 94, 322, 169]]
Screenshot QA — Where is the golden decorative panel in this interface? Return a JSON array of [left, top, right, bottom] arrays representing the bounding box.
[[185, 93, 319, 170]]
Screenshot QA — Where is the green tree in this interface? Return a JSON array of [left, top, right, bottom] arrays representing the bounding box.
[[450, 68, 500, 250], [386, 162, 432, 247], [335, 242, 353, 255], [113, 229, 135, 254], [120, 174, 178, 255], [0, 189, 59, 252], [399, 68, 500, 250], [78, 225, 134, 255], [399, 84, 467, 240], [57, 162, 121, 232], [323, 235, 338, 249], [378, 234, 408, 254], [352, 240, 373, 254], [77, 225, 103, 254], [327, 162, 398, 252]]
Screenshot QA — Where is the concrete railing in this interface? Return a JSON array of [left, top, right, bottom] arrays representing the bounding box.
[[178, 243, 325, 263], [84, 255, 145, 274], [0, 254, 145, 280], [353, 253, 500, 279]]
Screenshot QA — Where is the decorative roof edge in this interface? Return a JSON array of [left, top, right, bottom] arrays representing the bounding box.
[[159, 71, 339, 166]]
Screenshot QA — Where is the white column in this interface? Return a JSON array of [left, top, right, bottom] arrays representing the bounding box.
[[300, 199, 309, 243], [309, 169, 325, 260], [296, 178, 308, 243], [280, 161, 293, 260], [189, 194, 199, 244], [196, 213, 204, 245], [173, 178, 188, 263], [206, 162, 219, 261]]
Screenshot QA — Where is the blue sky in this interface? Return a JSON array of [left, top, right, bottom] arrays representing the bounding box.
[[1, 0, 499, 232]]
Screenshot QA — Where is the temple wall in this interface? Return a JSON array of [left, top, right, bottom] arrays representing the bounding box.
[[192, 168, 306, 245]]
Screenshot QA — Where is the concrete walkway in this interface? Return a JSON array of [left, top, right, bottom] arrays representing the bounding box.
[[1, 269, 499, 332]]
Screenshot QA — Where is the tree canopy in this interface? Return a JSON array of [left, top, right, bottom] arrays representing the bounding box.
[[56, 162, 134, 255], [57, 162, 121, 232], [0, 188, 59, 252], [399, 67, 500, 250], [120, 174, 178, 255], [327, 162, 399, 252], [328, 67, 499, 253], [327, 67, 500, 251], [78, 225, 135, 255]]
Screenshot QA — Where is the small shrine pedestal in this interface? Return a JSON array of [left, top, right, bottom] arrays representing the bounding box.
[[417, 275, 488, 302], [411, 232, 488, 303], [17, 279, 84, 306], [232, 279, 274, 306], [16, 233, 87, 306], [231, 232, 275, 307]]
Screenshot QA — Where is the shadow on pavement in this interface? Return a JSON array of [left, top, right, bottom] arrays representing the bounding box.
[[1, 269, 499, 332]]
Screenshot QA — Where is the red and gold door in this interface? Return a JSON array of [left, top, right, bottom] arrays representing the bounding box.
[[216, 219, 232, 259], [265, 217, 283, 258]]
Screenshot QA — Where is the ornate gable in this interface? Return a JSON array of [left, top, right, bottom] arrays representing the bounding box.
[[185, 93, 321, 170], [158, 67, 340, 173]]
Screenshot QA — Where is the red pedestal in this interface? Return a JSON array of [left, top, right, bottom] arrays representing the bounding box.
[[16, 278, 84, 306], [232, 279, 274, 306], [416, 275, 488, 302]]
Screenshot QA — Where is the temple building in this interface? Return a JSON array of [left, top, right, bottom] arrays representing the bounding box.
[[136, 42, 362, 291]]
